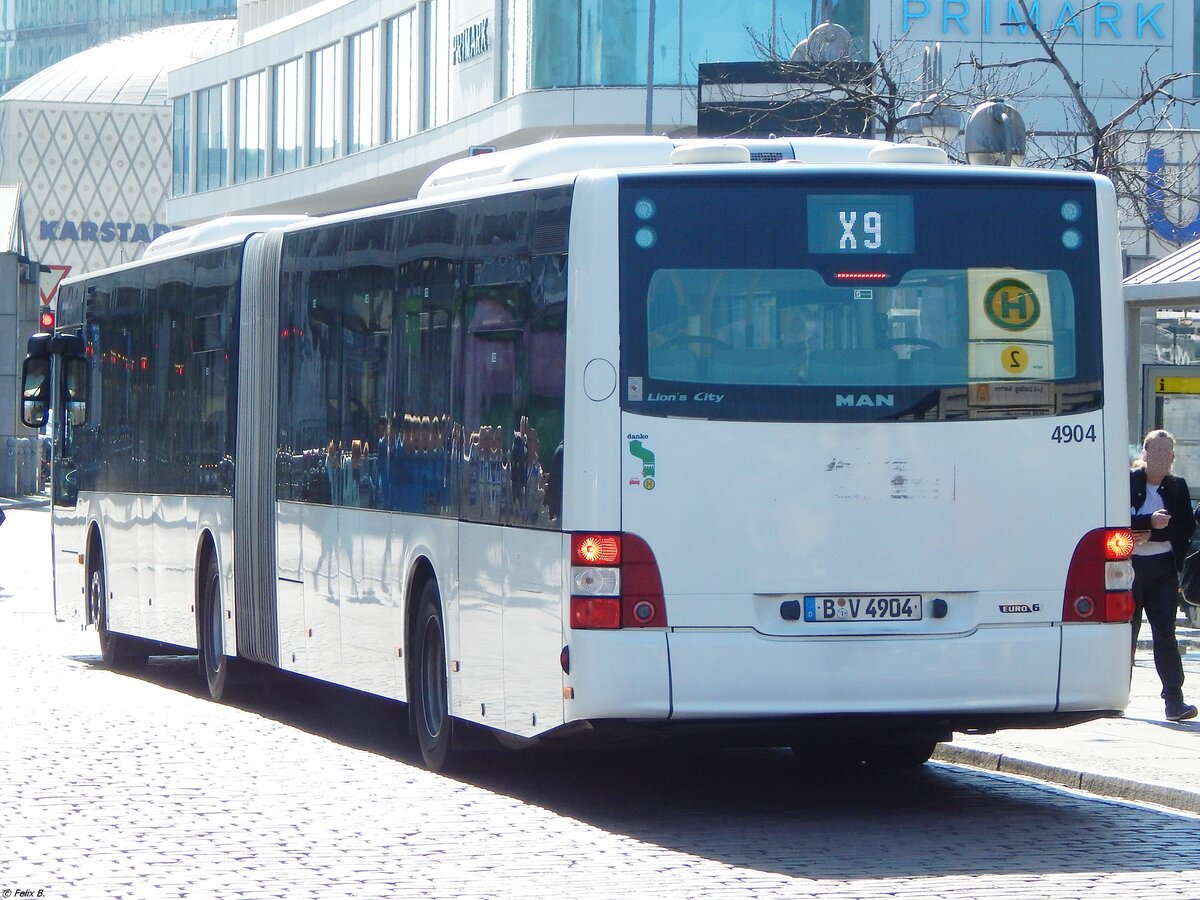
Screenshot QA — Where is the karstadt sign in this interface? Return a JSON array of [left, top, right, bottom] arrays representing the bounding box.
[[40, 219, 173, 244]]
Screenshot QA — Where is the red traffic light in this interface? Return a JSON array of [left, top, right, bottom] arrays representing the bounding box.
[[39, 309, 54, 330]]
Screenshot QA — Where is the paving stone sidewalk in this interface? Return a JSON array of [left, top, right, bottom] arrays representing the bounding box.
[[935, 622, 1200, 814]]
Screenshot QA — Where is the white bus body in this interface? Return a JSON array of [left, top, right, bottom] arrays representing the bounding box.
[[32, 136, 1134, 770]]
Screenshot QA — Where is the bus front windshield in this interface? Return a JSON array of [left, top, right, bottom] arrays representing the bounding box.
[[619, 173, 1104, 422]]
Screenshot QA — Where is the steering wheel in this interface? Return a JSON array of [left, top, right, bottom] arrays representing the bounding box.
[[879, 337, 942, 350], [658, 334, 733, 351]]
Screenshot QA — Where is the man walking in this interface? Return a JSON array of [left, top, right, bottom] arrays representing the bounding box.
[[1130, 429, 1198, 722]]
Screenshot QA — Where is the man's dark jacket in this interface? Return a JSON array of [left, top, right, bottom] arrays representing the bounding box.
[[1130, 467, 1196, 568]]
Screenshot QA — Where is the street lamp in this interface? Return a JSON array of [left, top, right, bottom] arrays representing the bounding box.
[[901, 44, 961, 147], [791, 2, 854, 64], [964, 98, 1026, 166], [903, 94, 962, 146]]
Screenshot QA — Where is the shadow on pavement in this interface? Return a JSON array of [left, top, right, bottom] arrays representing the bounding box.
[[70, 648, 1200, 883]]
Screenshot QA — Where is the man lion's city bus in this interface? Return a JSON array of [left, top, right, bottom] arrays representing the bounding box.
[[21, 136, 1136, 771]]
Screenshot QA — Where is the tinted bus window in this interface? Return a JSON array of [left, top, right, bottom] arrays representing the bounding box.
[[619, 172, 1102, 422]]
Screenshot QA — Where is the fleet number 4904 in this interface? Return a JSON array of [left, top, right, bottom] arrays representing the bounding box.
[[1051, 424, 1097, 443]]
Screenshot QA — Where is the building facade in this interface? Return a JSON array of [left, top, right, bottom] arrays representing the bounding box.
[[0, 0, 236, 95], [0, 21, 238, 298], [164, 0, 1200, 253], [165, 0, 870, 225]]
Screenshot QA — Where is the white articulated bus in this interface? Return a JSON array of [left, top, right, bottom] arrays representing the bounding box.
[[22, 136, 1136, 771]]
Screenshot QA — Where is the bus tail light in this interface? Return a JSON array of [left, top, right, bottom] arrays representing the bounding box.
[[570, 532, 667, 629], [1063, 527, 1135, 623]]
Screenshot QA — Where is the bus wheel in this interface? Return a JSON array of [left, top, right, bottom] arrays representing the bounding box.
[[89, 545, 146, 670], [197, 554, 229, 701], [414, 579, 454, 771]]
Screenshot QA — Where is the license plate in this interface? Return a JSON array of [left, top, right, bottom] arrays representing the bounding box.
[[803, 594, 922, 623]]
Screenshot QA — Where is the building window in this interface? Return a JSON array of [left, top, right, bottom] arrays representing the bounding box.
[[385, 10, 417, 141], [347, 27, 380, 154], [234, 71, 266, 183], [423, 0, 448, 130], [273, 57, 302, 174], [528, 1, 867, 89], [310, 42, 343, 164], [172, 95, 191, 196], [530, 1, 579, 88], [196, 84, 226, 192]]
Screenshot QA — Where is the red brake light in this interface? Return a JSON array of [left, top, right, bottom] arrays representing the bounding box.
[[570, 597, 621, 630], [569, 532, 666, 629], [1105, 529, 1134, 560], [1064, 528, 1135, 623], [1105, 592, 1135, 622], [573, 534, 621, 565], [835, 272, 889, 282]]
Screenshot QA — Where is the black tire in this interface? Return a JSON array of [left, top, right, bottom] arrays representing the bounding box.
[[197, 553, 229, 701], [88, 543, 147, 670], [413, 579, 454, 771]]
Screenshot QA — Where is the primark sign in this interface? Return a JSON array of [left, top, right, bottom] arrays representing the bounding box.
[[452, 16, 491, 65], [899, 1, 1170, 42]]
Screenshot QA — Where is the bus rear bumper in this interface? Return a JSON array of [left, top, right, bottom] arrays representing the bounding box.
[[663, 623, 1129, 721]]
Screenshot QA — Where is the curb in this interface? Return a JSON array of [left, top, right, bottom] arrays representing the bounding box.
[[933, 743, 1200, 814]]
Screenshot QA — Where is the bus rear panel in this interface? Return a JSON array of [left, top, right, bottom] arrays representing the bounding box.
[[558, 164, 1130, 748]]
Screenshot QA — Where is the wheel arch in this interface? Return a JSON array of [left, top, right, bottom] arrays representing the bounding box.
[[404, 554, 438, 728], [84, 520, 104, 626], [404, 556, 438, 658], [193, 528, 220, 649]]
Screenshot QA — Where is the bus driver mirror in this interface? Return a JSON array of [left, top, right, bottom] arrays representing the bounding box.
[[63, 355, 89, 426], [20, 355, 50, 428]]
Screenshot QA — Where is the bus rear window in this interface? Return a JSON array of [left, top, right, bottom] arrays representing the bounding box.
[[620, 173, 1103, 422], [646, 267, 1078, 387]]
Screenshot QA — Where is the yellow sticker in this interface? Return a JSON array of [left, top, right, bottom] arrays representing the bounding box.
[[1002, 345, 1029, 374]]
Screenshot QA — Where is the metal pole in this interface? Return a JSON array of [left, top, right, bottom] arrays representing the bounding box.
[[645, 0, 656, 135]]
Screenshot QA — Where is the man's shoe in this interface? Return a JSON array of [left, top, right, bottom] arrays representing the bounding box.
[[1165, 700, 1198, 722]]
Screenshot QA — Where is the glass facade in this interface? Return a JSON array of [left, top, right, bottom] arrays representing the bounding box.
[[1, 0, 237, 95], [348, 28, 380, 155], [172, 95, 190, 196], [196, 84, 226, 192], [386, 9, 418, 142], [272, 57, 302, 174], [234, 71, 266, 183], [170, 0, 873, 195], [529, 1, 868, 88], [423, 0, 448, 130], [310, 43, 343, 165]]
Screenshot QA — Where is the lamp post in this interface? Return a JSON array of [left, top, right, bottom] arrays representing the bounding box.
[[645, 0, 656, 135], [900, 44, 961, 147]]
